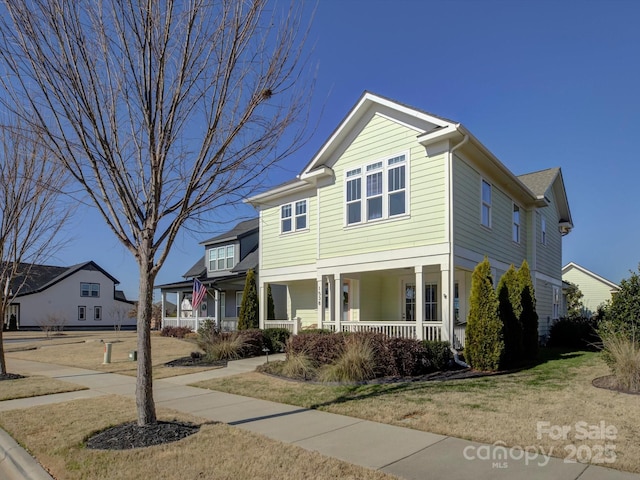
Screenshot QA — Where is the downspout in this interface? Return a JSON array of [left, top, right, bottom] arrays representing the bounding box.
[[449, 132, 469, 368]]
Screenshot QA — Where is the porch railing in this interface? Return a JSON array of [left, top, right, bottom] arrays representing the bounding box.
[[422, 322, 443, 341], [264, 318, 301, 334], [161, 317, 232, 332], [453, 324, 466, 349]]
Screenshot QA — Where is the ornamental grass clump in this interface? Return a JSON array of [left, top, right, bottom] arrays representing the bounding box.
[[281, 350, 317, 380], [203, 332, 247, 361], [601, 332, 640, 393], [319, 335, 375, 383]]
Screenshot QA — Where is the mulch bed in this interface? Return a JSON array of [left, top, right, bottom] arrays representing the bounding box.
[[0, 373, 25, 381], [164, 356, 227, 368], [86, 421, 201, 450], [592, 375, 640, 395]]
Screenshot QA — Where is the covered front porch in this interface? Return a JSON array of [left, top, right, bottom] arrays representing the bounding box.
[[158, 274, 249, 332], [260, 264, 471, 349]]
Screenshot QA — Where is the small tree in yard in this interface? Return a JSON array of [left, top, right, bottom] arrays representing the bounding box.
[[565, 282, 585, 320], [0, 0, 311, 424], [518, 260, 539, 361], [466, 257, 503, 371], [497, 265, 522, 368], [238, 269, 259, 330], [599, 265, 640, 340]]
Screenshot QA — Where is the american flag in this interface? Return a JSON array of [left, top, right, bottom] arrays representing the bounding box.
[[192, 279, 207, 310]]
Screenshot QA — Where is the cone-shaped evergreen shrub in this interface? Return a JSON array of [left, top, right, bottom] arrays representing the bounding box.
[[466, 257, 504, 371], [238, 269, 259, 330], [518, 260, 539, 361], [497, 265, 523, 368], [267, 283, 276, 320]]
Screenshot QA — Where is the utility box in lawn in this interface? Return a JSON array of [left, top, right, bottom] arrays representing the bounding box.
[[129, 350, 137, 361]]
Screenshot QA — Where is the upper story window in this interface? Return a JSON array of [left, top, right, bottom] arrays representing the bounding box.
[[81, 282, 100, 297], [512, 204, 520, 243], [209, 244, 235, 271], [345, 154, 407, 226], [281, 199, 308, 233], [481, 180, 492, 228], [541, 216, 547, 245]]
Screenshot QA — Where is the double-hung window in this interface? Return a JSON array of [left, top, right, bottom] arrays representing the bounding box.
[[345, 154, 407, 225], [425, 284, 438, 321], [78, 306, 86, 321], [481, 180, 492, 228], [81, 283, 100, 297], [209, 245, 235, 271], [512, 204, 520, 243], [281, 199, 308, 233], [94, 306, 102, 321]]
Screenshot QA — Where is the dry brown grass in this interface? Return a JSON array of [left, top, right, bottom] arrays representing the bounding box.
[[5, 331, 220, 379], [194, 350, 640, 474], [0, 376, 87, 401], [0, 395, 397, 480]]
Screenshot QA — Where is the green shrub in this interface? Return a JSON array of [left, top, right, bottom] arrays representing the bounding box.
[[465, 257, 504, 371], [160, 326, 193, 338], [237, 328, 267, 357], [319, 335, 375, 383], [281, 351, 317, 380], [297, 328, 333, 335], [600, 332, 640, 392], [518, 260, 539, 361], [381, 336, 428, 376], [422, 340, 452, 372], [547, 317, 600, 350], [238, 269, 258, 330], [263, 328, 291, 352]]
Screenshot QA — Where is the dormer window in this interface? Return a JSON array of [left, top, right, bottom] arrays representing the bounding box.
[[209, 245, 235, 271]]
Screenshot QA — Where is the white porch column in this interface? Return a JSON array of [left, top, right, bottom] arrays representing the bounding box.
[[176, 292, 181, 327], [415, 266, 424, 340], [259, 282, 266, 330], [441, 266, 452, 343], [334, 274, 342, 333], [161, 291, 166, 329], [317, 275, 325, 329], [214, 289, 220, 330]]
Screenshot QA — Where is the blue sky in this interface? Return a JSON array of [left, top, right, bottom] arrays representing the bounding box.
[[54, 0, 640, 300]]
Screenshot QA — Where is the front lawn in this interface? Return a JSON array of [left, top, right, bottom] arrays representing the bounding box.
[[193, 349, 640, 474]]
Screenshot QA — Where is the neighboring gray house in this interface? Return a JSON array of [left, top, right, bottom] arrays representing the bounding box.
[[562, 262, 619, 318], [3, 261, 134, 330], [157, 218, 285, 331]]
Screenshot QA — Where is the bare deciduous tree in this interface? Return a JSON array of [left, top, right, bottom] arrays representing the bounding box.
[[0, 123, 70, 374], [0, 0, 311, 423]]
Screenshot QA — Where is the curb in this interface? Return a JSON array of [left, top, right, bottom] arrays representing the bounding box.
[[0, 428, 53, 480]]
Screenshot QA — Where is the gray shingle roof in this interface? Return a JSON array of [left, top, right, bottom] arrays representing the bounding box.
[[231, 247, 258, 273], [517, 168, 559, 198], [200, 218, 258, 246], [183, 256, 206, 279]]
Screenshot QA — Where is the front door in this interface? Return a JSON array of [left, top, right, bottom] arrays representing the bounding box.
[[5, 304, 19, 330]]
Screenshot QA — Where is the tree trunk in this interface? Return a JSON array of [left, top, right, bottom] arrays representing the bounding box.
[[0, 328, 6, 375], [136, 256, 157, 425]]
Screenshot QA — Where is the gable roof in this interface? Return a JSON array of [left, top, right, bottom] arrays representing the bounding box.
[[519, 168, 573, 230], [562, 262, 619, 291], [248, 92, 559, 209], [183, 256, 206, 279], [13, 261, 121, 297], [200, 218, 258, 246], [231, 246, 258, 273]]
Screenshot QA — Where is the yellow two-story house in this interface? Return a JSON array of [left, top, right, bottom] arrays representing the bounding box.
[[247, 92, 572, 348]]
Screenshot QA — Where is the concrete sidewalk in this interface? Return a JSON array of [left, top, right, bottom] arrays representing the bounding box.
[[2, 356, 639, 480]]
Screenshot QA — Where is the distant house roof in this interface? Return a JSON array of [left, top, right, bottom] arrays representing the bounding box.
[[231, 246, 258, 273], [200, 218, 258, 246], [11, 260, 127, 300], [562, 262, 620, 291]]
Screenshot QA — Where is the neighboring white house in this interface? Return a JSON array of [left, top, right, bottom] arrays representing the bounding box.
[[3, 261, 134, 330], [562, 262, 619, 317]]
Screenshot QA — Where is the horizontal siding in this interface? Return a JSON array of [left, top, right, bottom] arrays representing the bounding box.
[[453, 155, 528, 266], [536, 189, 562, 278], [536, 281, 553, 338], [261, 195, 317, 270], [563, 268, 615, 314], [319, 114, 446, 259]]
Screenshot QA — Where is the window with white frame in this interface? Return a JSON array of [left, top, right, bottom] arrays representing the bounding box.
[[512, 204, 521, 243], [481, 180, 492, 228], [94, 306, 102, 321], [235, 292, 242, 317], [552, 286, 560, 320], [281, 199, 308, 233], [78, 306, 86, 321], [345, 154, 407, 225], [425, 284, 438, 321], [209, 245, 235, 271], [541, 216, 547, 245], [80, 282, 100, 297]]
